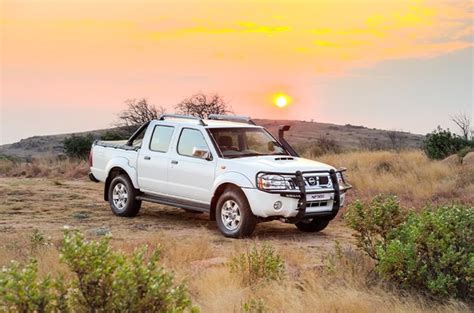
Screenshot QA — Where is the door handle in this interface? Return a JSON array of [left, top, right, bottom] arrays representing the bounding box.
[[144, 156, 151, 160], [171, 160, 178, 165]]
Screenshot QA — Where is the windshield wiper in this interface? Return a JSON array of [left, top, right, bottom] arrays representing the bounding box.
[[226, 153, 262, 158]]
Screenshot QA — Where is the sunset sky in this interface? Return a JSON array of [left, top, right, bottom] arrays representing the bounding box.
[[1, 0, 473, 144]]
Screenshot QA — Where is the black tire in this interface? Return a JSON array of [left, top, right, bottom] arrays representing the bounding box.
[[108, 174, 141, 217], [295, 218, 330, 232], [215, 187, 257, 238]]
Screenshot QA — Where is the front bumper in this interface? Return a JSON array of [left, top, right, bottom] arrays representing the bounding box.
[[244, 169, 352, 222]]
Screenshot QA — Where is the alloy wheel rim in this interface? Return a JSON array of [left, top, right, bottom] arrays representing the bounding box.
[[112, 183, 128, 211], [221, 200, 241, 231]]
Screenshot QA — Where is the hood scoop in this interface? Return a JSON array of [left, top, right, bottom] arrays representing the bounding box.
[[274, 157, 295, 161]]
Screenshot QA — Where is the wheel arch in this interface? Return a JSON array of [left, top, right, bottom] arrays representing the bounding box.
[[210, 183, 253, 221], [104, 167, 133, 201], [209, 172, 254, 220]]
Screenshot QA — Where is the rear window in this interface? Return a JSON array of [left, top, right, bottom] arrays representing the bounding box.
[[149, 125, 175, 152]]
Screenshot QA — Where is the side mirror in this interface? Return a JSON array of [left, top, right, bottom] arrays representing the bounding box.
[[192, 146, 212, 160]]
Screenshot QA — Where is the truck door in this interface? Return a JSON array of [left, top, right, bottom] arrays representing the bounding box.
[[137, 124, 175, 195], [167, 127, 217, 204]]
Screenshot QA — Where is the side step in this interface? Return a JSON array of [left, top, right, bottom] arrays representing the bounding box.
[[136, 194, 210, 213]]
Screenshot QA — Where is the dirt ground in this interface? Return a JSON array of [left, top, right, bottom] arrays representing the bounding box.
[[0, 177, 354, 259], [2, 177, 472, 313]]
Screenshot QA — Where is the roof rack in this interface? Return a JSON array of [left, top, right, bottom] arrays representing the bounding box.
[[159, 114, 206, 126], [208, 114, 256, 125]]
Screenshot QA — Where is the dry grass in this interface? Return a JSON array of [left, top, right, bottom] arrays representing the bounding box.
[[0, 157, 88, 179], [0, 151, 472, 312], [1, 230, 470, 313], [2, 150, 471, 206], [318, 150, 474, 207]]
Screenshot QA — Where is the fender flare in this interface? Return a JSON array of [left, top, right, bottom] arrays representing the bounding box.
[[105, 157, 139, 188], [103, 158, 139, 201], [212, 171, 254, 193], [209, 172, 254, 220]]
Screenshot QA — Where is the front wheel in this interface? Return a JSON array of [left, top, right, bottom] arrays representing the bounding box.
[[216, 188, 257, 238], [108, 175, 141, 217], [295, 218, 330, 232]]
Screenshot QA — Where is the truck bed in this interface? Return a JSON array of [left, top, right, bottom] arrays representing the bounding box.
[[94, 140, 138, 151], [90, 140, 139, 183]]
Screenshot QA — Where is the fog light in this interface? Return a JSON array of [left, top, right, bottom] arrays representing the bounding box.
[[273, 201, 283, 210]]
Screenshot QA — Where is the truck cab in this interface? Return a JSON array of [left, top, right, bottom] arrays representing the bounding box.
[[89, 114, 351, 238]]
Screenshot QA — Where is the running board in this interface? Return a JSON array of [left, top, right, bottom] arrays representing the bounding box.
[[136, 194, 210, 213]]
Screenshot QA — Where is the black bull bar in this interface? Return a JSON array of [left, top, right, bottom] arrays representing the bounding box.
[[257, 168, 352, 223]]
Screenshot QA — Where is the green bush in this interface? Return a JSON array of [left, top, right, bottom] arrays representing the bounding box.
[[1, 231, 196, 312], [229, 244, 285, 286], [63, 134, 95, 159], [344, 195, 407, 260], [377, 205, 473, 300], [458, 146, 474, 158], [346, 196, 474, 300], [424, 127, 473, 160], [0, 260, 68, 312], [60, 230, 194, 312]]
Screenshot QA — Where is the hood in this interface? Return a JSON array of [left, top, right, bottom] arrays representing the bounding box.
[[221, 156, 335, 186]]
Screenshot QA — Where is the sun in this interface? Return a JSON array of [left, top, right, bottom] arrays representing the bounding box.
[[273, 93, 291, 108]]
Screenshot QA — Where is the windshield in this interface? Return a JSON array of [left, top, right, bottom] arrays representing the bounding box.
[[209, 127, 288, 158]]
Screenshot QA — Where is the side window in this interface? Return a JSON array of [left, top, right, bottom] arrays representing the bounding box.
[[177, 128, 209, 157], [149, 125, 175, 152]]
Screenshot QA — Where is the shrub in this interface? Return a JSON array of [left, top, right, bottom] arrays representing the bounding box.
[[458, 146, 474, 158], [346, 195, 474, 300], [229, 244, 285, 286], [344, 195, 407, 260], [377, 205, 473, 300], [63, 134, 94, 159], [60, 230, 194, 312], [0, 260, 68, 312], [424, 127, 473, 160]]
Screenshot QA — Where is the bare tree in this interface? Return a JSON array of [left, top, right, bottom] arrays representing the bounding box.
[[116, 98, 166, 134], [386, 130, 406, 151], [451, 112, 472, 140], [175, 93, 232, 119]]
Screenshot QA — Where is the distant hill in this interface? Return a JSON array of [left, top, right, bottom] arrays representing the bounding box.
[[0, 119, 424, 159]]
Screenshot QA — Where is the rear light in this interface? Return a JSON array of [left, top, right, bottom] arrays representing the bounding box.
[[88, 149, 93, 167]]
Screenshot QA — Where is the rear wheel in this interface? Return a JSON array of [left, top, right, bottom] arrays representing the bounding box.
[[216, 188, 257, 238], [108, 175, 141, 217], [295, 218, 330, 232]]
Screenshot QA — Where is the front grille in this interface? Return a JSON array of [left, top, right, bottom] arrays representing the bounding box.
[[290, 175, 330, 188], [318, 176, 329, 185], [307, 201, 328, 207], [285, 174, 332, 190]]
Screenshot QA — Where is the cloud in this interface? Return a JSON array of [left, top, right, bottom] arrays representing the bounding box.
[[147, 21, 290, 39]]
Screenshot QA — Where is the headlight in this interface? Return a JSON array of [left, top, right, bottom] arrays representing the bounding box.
[[336, 172, 343, 185], [257, 174, 288, 190]]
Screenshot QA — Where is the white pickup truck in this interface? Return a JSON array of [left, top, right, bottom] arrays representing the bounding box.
[[89, 114, 351, 238]]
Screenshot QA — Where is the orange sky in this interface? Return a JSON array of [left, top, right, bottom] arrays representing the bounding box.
[[1, 0, 473, 144]]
